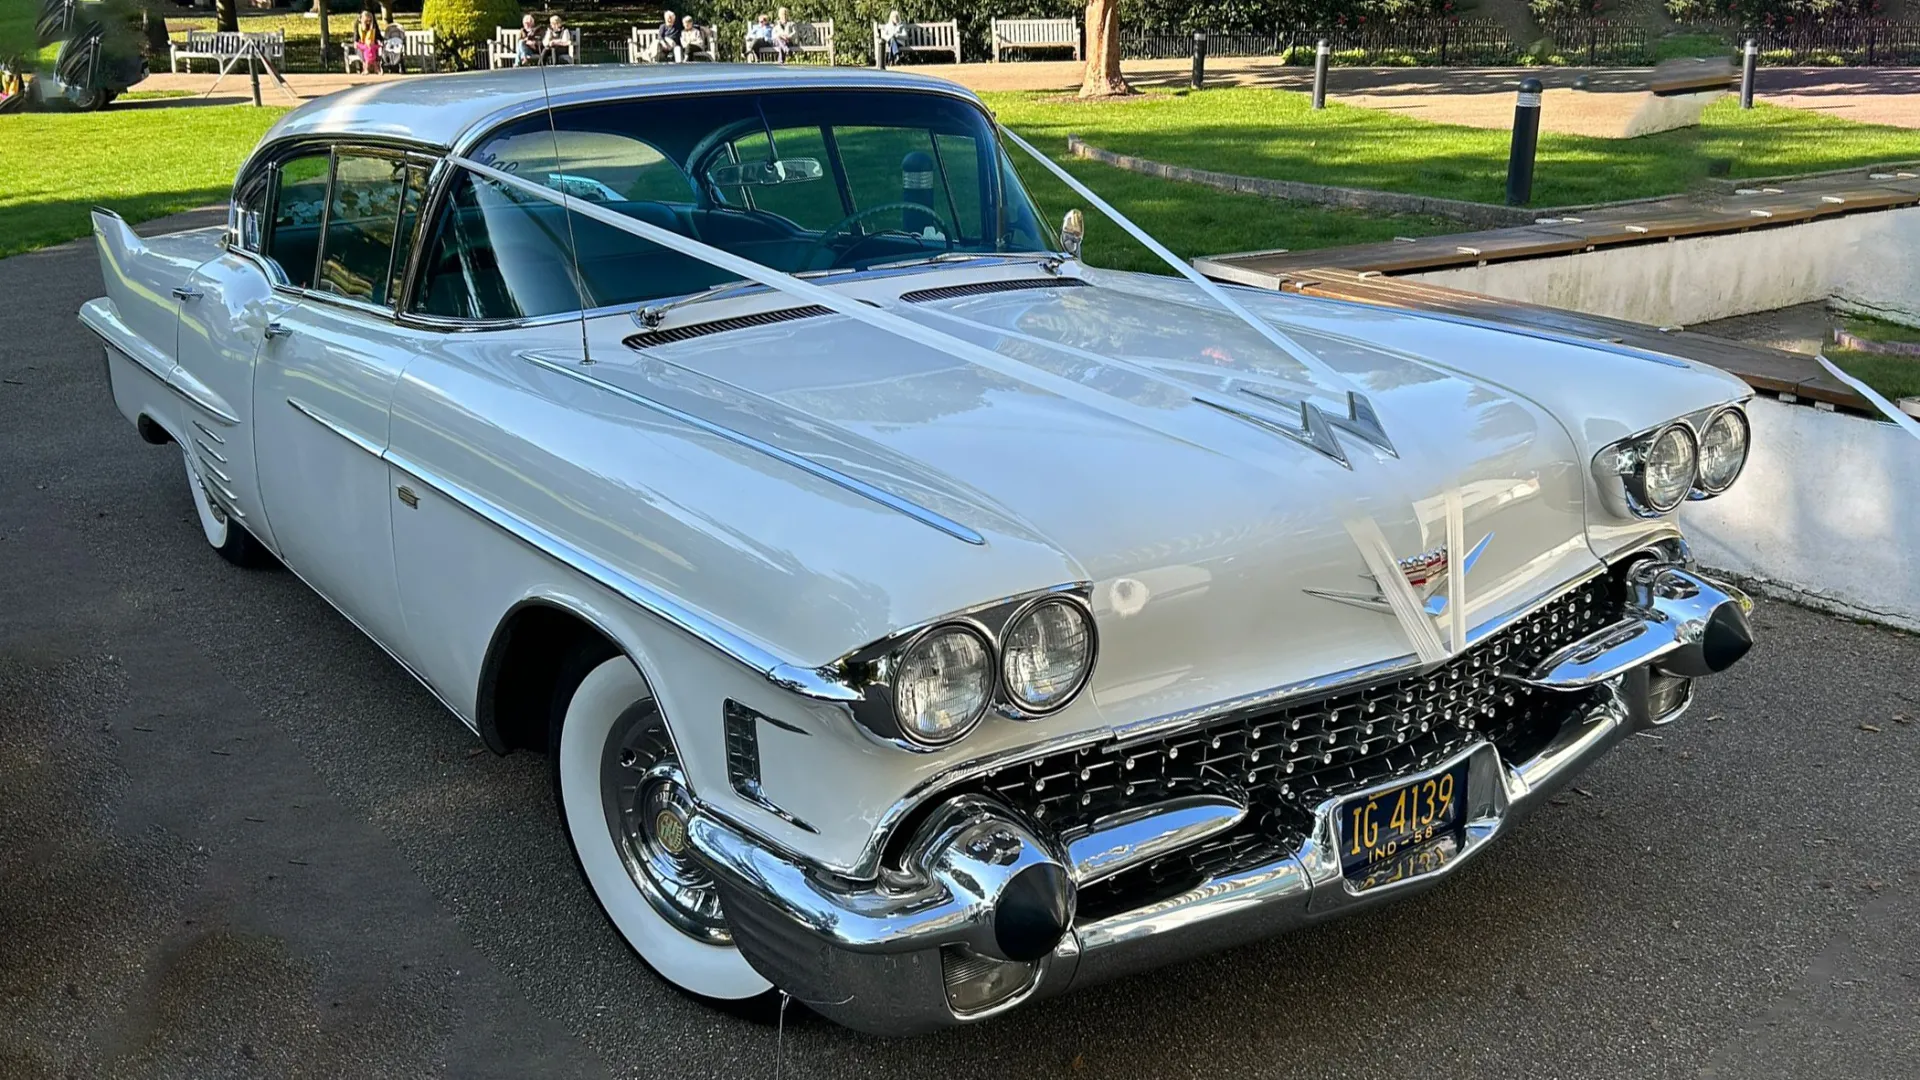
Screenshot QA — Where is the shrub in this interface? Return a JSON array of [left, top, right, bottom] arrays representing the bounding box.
[[422, 0, 522, 67]]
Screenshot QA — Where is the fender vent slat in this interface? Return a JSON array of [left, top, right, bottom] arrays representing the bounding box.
[[899, 278, 1090, 304], [623, 304, 833, 348]]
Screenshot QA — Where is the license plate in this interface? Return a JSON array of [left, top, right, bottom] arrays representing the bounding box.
[[1337, 763, 1469, 886]]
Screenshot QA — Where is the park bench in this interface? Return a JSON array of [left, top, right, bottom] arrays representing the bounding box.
[[990, 17, 1079, 61], [490, 26, 576, 68], [169, 29, 285, 74], [874, 19, 960, 64], [344, 29, 438, 74], [630, 25, 717, 62], [745, 19, 834, 63]]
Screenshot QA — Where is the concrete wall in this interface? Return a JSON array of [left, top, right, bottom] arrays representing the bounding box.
[[1409, 206, 1920, 329], [1683, 398, 1920, 633]]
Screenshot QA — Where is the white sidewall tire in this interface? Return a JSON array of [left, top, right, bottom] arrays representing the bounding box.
[[557, 656, 771, 1000], [182, 445, 230, 549]]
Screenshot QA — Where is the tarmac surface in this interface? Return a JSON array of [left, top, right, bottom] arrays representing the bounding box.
[[130, 62, 1920, 130], [2, 210, 1918, 1079]]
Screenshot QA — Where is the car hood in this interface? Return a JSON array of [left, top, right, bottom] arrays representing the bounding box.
[[575, 268, 1602, 726]]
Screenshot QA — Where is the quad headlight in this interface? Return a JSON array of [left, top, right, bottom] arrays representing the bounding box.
[[833, 587, 1100, 751], [1001, 598, 1095, 714], [1594, 406, 1750, 518], [1633, 423, 1698, 513], [1694, 407, 1750, 495], [893, 625, 994, 747]]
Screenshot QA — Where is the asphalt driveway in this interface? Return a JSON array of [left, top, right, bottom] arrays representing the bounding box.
[[2, 211, 1916, 1079]]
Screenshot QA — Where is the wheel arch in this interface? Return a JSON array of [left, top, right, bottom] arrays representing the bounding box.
[[474, 596, 628, 754]]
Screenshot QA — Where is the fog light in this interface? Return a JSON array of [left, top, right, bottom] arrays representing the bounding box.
[[1647, 671, 1693, 723], [941, 946, 1037, 1015]]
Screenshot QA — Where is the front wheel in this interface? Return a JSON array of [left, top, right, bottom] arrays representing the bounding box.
[[553, 654, 774, 1003], [65, 85, 108, 111]]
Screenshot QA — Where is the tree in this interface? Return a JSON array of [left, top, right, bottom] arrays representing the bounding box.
[[421, 0, 520, 68], [1080, 0, 1129, 97], [215, 0, 237, 34], [316, 0, 330, 67]]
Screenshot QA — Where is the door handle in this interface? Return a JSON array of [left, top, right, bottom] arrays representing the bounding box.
[[172, 286, 203, 301], [263, 322, 292, 341]]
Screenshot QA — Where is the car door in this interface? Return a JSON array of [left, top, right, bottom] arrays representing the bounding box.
[[253, 145, 434, 654], [172, 172, 287, 550]]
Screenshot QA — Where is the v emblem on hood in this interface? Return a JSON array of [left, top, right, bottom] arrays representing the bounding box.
[[1304, 532, 1494, 617]]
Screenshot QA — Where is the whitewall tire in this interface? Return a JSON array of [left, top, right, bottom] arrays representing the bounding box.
[[555, 655, 772, 1001], [182, 444, 268, 567]]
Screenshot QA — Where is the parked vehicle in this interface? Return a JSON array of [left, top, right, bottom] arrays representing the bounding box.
[[36, 0, 146, 110], [80, 66, 1757, 1034]]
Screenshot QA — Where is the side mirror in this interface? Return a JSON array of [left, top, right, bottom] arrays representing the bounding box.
[[1060, 209, 1084, 260]]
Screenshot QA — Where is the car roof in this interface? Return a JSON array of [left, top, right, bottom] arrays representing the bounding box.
[[259, 65, 983, 154]]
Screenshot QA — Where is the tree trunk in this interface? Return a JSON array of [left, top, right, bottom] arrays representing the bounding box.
[[1079, 0, 1130, 98], [215, 0, 238, 34], [316, 0, 330, 67]]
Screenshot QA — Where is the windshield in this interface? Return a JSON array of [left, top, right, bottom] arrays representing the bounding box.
[[413, 89, 1054, 322]]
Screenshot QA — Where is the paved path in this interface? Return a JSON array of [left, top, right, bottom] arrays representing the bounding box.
[[132, 62, 1920, 132], [3, 211, 1919, 1079]]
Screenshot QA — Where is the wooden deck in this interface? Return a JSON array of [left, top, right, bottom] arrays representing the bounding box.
[[1195, 169, 1920, 416]]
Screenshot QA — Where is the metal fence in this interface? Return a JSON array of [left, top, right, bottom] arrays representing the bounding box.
[[1745, 21, 1920, 66], [1121, 20, 1651, 66]]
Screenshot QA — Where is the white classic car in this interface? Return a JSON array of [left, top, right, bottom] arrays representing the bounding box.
[[81, 66, 1758, 1034]]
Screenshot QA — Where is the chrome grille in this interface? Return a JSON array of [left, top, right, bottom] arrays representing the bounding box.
[[947, 571, 1625, 921]]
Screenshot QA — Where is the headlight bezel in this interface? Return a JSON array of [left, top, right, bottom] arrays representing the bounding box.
[[829, 584, 1100, 752], [998, 594, 1098, 717], [889, 622, 996, 749], [1691, 405, 1751, 496], [1594, 403, 1748, 518]]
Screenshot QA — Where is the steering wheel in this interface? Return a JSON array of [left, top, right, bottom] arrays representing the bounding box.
[[801, 201, 953, 271]]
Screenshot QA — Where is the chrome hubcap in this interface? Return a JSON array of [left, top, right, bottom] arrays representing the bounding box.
[[600, 700, 730, 944]]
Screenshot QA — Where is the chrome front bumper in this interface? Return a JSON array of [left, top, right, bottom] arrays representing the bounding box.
[[688, 569, 1752, 1035]]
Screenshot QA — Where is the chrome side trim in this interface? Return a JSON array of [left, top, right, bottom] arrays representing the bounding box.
[[520, 352, 985, 546], [79, 307, 241, 426], [191, 418, 226, 445], [380, 448, 797, 686], [285, 397, 386, 458], [194, 436, 229, 465]]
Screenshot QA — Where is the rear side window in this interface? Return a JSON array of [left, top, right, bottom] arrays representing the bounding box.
[[268, 152, 330, 290], [317, 152, 411, 306]]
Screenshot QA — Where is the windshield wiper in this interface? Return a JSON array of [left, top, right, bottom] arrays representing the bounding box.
[[868, 251, 1072, 273], [633, 278, 762, 330]]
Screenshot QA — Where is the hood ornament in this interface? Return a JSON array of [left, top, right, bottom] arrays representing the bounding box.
[[1306, 533, 1493, 616], [1200, 388, 1396, 470]]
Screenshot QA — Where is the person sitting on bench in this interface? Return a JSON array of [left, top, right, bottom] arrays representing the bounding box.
[[877, 10, 905, 64], [651, 11, 685, 62], [515, 13, 542, 66], [746, 14, 784, 62], [543, 14, 573, 64]]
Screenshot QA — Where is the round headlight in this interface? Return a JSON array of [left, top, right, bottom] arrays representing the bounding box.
[[892, 626, 992, 746], [1001, 599, 1095, 714], [1695, 408, 1749, 494], [1634, 424, 1697, 513]]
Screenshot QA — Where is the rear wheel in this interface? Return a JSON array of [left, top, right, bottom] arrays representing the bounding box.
[[552, 654, 775, 1004], [182, 445, 271, 568]]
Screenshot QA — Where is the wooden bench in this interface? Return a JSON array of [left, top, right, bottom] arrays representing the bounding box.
[[990, 17, 1078, 61], [874, 19, 959, 64], [169, 30, 285, 74], [344, 29, 438, 73], [745, 19, 834, 63], [630, 26, 716, 63], [490, 27, 576, 68]]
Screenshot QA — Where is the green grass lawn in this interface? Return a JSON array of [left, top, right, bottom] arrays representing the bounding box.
[[0, 104, 285, 259], [1829, 315, 1920, 400], [986, 89, 1920, 208], [0, 99, 1450, 268]]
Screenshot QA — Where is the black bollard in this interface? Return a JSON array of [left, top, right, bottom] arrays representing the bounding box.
[[1311, 39, 1329, 109], [248, 47, 262, 108], [1191, 31, 1206, 90], [1505, 77, 1542, 206], [1740, 39, 1757, 109]]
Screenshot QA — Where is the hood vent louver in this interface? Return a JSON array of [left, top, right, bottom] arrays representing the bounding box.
[[623, 305, 833, 349], [899, 277, 1090, 304]]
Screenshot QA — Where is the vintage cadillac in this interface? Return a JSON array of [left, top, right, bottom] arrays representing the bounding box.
[[80, 67, 1757, 1033]]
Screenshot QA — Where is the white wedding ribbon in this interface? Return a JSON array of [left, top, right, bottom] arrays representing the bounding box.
[[1817, 354, 1920, 441]]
